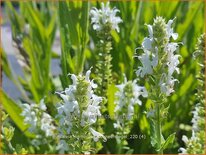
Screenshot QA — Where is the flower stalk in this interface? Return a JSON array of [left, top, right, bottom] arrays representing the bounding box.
[[114, 76, 148, 153], [90, 2, 122, 151], [55, 69, 106, 154], [21, 99, 56, 147], [156, 102, 163, 154], [179, 34, 205, 154], [90, 2, 122, 101], [136, 16, 180, 153]]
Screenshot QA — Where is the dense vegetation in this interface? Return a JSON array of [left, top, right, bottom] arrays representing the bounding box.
[[1, 1, 205, 154]]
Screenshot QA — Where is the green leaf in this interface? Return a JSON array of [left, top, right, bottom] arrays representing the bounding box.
[[150, 119, 158, 148], [6, 1, 24, 38], [67, 2, 80, 46], [76, 1, 89, 73], [1, 48, 31, 102], [46, 11, 57, 46], [1, 48, 12, 79], [179, 74, 193, 96], [0, 90, 34, 138], [125, 149, 134, 154], [177, 2, 202, 39], [107, 84, 118, 119], [58, 1, 74, 88], [80, 1, 89, 46], [25, 3, 45, 43], [157, 132, 176, 152]]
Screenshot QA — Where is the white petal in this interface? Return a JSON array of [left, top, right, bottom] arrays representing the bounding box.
[[147, 25, 153, 38], [142, 38, 152, 50], [86, 69, 91, 81], [89, 128, 107, 142], [136, 68, 143, 77], [70, 74, 77, 85], [59, 94, 68, 103], [39, 99, 47, 111], [172, 33, 178, 40], [182, 135, 188, 143], [179, 147, 187, 153]]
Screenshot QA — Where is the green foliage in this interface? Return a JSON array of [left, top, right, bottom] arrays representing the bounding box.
[[179, 34, 205, 154], [1, 90, 27, 134], [6, 1, 57, 103], [58, 1, 89, 89], [1, 111, 28, 154], [1, 1, 205, 154], [158, 132, 176, 152]]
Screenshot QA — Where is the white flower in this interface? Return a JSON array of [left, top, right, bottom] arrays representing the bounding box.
[[166, 18, 178, 40], [21, 104, 38, 133], [166, 43, 180, 76], [136, 50, 157, 77], [147, 24, 153, 38], [70, 74, 77, 85], [39, 99, 47, 111], [21, 100, 56, 137], [180, 104, 205, 154], [142, 37, 153, 51], [142, 25, 154, 50], [179, 147, 187, 154], [191, 105, 204, 131], [151, 47, 159, 67], [137, 17, 180, 96], [114, 121, 121, 129], [40, 113, 56, 137], [56, 69, 105, 148], [81, 94, 102, 126], [85, 69, 98, 98], [56, 99, 78, 136], [159, 74, 178, 96], [90, 2, 122, 32], [89, 128, 106, 142], [21, 104, 36, 125], [182, 135, 189, 143], [114, 77, 147, 129], [159, 42, 180, 96], [57, 93, 79, 114]]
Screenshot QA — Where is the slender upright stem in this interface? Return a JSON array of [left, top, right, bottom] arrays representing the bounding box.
[[156, 103, 163, 155]]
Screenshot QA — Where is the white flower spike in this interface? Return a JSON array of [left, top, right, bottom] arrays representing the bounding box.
[[90, 2, 122, 32]]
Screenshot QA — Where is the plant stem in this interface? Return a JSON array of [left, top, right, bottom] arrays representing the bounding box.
[[156, 103, 163, 155]]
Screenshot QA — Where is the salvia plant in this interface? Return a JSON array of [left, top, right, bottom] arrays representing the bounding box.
[[114, 76, 148, 131], [89, 2, 123, 151], [135, 16, 180, 154], [179, 34, 205, 154], [114, 76, 148, 153], [1, 1, 205, 154], [21, 99, 56, 148], [18, 69, 106, 154], [55, 69, 106, 154], [90, 2, 122, 101]]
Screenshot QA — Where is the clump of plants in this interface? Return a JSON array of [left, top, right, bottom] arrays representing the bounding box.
[[1, 1, 205, 154]]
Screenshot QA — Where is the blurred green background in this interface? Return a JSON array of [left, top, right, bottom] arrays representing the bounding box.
[[1, 0, 205, 153]]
